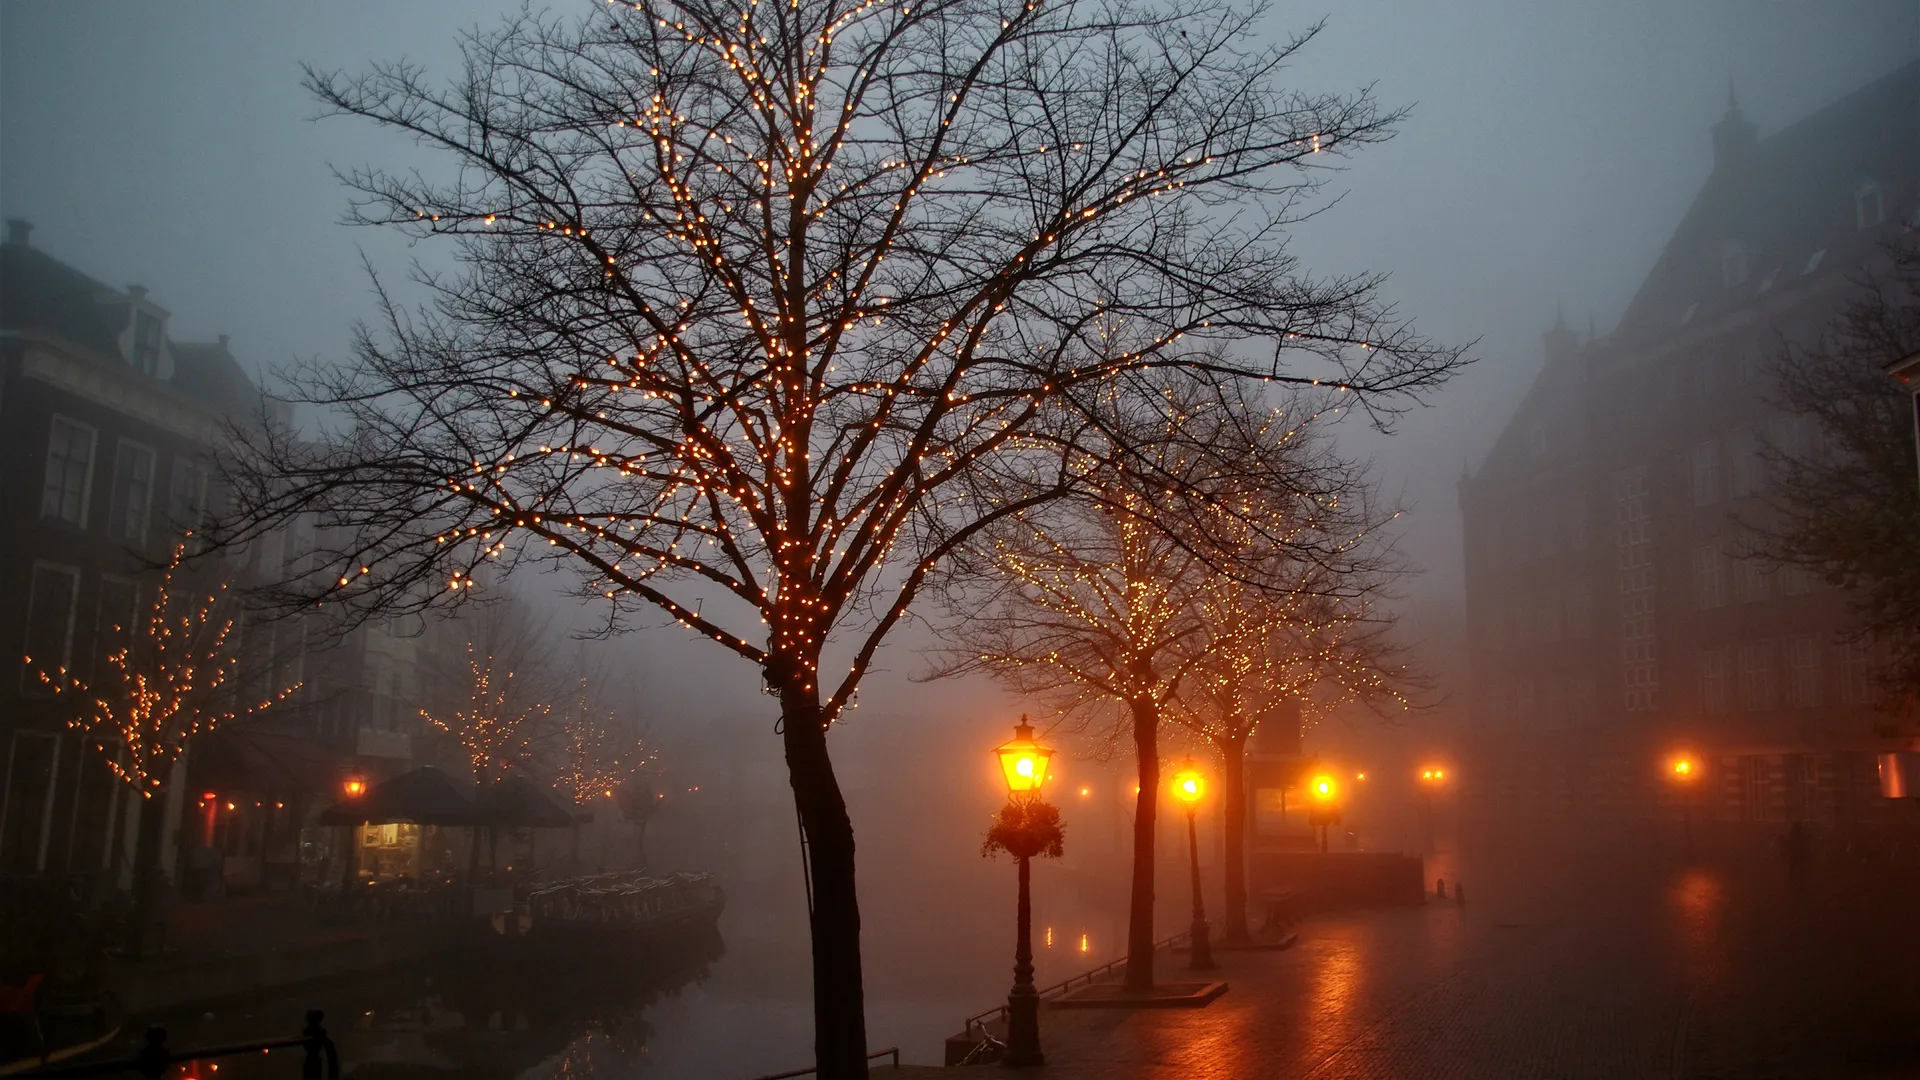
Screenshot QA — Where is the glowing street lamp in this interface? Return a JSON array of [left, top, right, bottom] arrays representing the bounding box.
[[1667, 754, 1701, 859], [343, 777, 368, 798], [1171, 760, 1215, 971], [1307, 772, 1340, 853], [1418, 767, 1447, 854], [993, 716, 1053, 1067]]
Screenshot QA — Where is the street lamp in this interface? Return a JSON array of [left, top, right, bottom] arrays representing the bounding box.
[[991, 716, 1054, 1068], [1170, 759, 1215, 971], [1418, 767, 1447, 854], [1667, 754, 1700, 859], [1307, 772, 1339, 853]]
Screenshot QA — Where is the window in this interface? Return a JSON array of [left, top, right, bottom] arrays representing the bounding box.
[[1727, 427, 1764, 496], [1693, 543, 1726, 609], [1737, 545, 1770, 604], [1857, 183, 1887, 231], [0, 731, 62, 873], [1788, 636, 1821, 707], [23, 562, 80, 690], [41, 417, 96, 526], [1700, 647, 1731, 715], [167, 459, 209, 533], [1691, 440, 1721, 506], [1838, 643, 1877, 705], [1722, 245, 1748, 289], [1738, 641, 1776, 711], [131, 310, 163, 376], [108, 441, 156, 546], [95, 576, 140, 678], [1780, 563, 1816, 596]]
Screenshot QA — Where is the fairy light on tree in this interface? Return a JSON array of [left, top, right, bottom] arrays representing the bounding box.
[[421, 643, 551, 786], [28, 541, 300, 958], [224, 2, 1464, 1069]]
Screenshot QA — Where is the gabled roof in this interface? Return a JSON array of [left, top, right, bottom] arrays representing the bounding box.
[[0, 233, 133, 360], [1612, 61, 1920, 347], [171, 336, 266, 417]]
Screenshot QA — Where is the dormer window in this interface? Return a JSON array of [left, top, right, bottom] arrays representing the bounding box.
[[131, 310, 162, 376], [1721, 245, 1748, 289], [1857, 182, 1887, 231]]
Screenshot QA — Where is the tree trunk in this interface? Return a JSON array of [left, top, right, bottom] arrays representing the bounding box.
[[780, 682, 867, 1079], [124, 789, 167, 959], [1220, 733, 1250, 942], [1124, 697, 1159, 993]]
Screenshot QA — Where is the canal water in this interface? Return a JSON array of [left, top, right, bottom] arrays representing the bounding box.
[[133, 882, 1134, 1079]]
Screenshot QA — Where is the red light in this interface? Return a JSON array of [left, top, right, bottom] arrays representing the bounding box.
[[201, 792, 216, 802]]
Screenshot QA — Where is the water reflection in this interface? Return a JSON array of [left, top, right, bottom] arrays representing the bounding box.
[[148, 928, 725, 1080]]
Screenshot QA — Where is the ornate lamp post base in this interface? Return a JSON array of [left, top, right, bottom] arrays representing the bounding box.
[[1185, 809, 1217, 971], [1004, 853, 1045, 1066]]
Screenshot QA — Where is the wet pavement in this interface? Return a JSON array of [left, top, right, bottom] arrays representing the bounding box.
[[1023, 827, 1920, 1079]]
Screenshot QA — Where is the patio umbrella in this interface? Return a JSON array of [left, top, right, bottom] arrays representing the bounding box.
[[476, 773, 584, 828], [317, 765, 479, 826]]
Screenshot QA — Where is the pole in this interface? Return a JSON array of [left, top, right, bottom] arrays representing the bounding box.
[[1186, 808, 1214, 970], [1318, 822, 1328, 854], [1682, 800, 1693, 861], [1424, 791, 1434, 854], [1004, 852, 1043, 1066]]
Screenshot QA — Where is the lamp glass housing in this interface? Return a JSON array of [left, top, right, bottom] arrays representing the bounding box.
[[994, 717, 1053, 797]]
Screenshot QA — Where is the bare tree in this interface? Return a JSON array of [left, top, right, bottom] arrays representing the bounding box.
[[224, 1, 1461, 1068], [1756, 241, 1920, 703]]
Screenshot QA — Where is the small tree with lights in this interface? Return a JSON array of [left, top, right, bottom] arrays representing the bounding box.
[[29, 542, 299, 957], [222, 1, 1464, 1066]]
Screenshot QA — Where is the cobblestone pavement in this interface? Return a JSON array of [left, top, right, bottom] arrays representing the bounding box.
[[1023, 829, 1920, 1079]]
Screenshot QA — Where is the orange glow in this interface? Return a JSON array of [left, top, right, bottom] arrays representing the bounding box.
[[1080, 786, 1090, 797], [1079, 932, 1089, 953], [1172, 761, 1204, 804], [1355, 772, 1367, 781], [343, 778, 368, 798], [1419, 767, 1447, 783], [1045, 926, 1054, 948], [1669, 755, 1699, 782], [993, 716, 1053, 796], [225, 802, 235, 811], [1310, 774, 1336, 802], [201, 791, 216, 802]]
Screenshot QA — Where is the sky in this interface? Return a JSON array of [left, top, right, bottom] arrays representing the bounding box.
[[4, 1, 1918, 746]]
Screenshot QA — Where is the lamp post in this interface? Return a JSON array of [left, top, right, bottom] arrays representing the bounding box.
[[1668, 755, 1700, 860], [1171, 760, 1216, 971], [992, 717, 1055, 1068], [1306, 773, 1339, 854], [1418, 767, 1446, 854]]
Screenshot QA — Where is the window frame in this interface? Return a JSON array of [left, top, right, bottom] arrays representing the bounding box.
[[22, 561, 82, 693], [41, 415, 98, 528], [108, 438, 158, 547]]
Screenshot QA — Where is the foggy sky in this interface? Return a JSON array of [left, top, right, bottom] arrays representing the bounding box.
[[5, 1, 1916, 745]]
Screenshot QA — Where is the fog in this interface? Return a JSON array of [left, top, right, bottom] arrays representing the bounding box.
[[6, 2, 1920, 1075]]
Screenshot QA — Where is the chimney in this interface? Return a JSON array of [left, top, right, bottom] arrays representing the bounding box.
[[1543, 306, 1577, 364], [218, 334, 230, 350], [126, 285, 148, 303], [5, 219, 31, 246]]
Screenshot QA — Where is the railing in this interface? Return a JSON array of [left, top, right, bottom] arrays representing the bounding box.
[[21, 1010, 338, 1080], [749, 1046, 900, 1080], [961, 929, 1193, 1038]]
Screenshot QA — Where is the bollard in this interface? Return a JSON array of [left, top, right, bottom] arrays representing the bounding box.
[[1435, 878, 1447, 899], [135, 1025, 169, 1080]]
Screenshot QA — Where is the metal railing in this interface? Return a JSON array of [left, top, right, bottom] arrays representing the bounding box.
[[21, 1010, 338, 1080], [749, 1046, 900, 1080], [961, 929, 1192, 1038]]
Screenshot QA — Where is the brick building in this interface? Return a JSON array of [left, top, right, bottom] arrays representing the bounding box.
[[1459, 66, 1920, 831]]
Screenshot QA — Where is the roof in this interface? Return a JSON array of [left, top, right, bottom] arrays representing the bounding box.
[[476, 773, 588, 828], [1612, 61, 1920, 347], [170, 336, 269, 417], [317, 765, 479, 826], [0, 233, 133, 360]]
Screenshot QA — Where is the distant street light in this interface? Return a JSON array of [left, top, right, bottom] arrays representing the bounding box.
[[1667, 754, 1701, 859], [1418, 767, 1447, 854], [1171, 759, 1215, 971], [991, 716, 1056, 1068], [343, 777, 368, 798], [1307, 772, 1340, 854]]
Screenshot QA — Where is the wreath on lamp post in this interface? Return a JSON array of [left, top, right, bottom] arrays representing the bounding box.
[[982, 798, 1065, 860]]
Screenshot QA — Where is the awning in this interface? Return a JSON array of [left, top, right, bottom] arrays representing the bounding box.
[[476, 773, 588, 828], [317, 765, 479, 826]]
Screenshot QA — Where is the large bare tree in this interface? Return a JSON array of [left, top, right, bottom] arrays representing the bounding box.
[[226, 1, 1461, 1069]]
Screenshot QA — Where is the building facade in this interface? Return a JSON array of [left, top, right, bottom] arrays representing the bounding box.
[[1459, 67, 1920, 832]]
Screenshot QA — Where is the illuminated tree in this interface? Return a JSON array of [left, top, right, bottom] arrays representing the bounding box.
[[421, 643, 552, 785], [29, 542, 298, 957], [932, 379, 1333, 988], [224, 2, 1462, 1067], [551, 680, 660, 867]]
